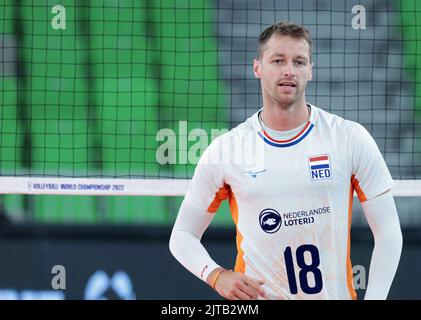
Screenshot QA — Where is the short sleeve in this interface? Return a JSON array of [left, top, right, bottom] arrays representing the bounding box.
[[349, 122, 394, 202], [184, 134, 227, 211]]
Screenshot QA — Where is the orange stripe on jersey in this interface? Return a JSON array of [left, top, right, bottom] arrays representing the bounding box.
[[207, 184, 245, 273], [229, 191, 246, 273], [207, 184, 231, 213], [346, 181, 358, 300], [351, 175, 367, 202]]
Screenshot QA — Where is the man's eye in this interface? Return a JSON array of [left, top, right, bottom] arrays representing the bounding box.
[[273, 59, 282, 64], [295, 61, 305, 66]]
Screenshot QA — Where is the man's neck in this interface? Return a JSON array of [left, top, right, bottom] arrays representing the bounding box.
[[260, 101, 310, 131]]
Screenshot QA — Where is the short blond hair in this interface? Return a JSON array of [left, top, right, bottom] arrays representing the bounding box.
[[257, 21, 313, 60]]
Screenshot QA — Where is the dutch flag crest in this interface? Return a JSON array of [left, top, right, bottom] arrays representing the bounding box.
[[309, 154, 332, 181]]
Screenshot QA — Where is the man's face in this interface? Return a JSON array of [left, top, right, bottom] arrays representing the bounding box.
[[253, 35, 313, 107]]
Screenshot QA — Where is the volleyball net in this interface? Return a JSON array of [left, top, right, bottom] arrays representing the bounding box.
[[1, 1, 421, 224]]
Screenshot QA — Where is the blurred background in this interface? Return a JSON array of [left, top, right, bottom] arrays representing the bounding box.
[[0, 0, 421, 299]]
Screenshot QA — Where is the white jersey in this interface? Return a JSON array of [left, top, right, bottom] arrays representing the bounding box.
[[184, 104, 393, 300]]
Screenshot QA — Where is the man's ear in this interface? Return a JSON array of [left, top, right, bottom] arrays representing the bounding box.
[[253, 58, 261, 79]]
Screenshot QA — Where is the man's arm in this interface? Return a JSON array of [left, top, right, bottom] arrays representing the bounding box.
[[169, 199, 219, 281], [361, 189, 403, 300], [169, 199, 266, 300]]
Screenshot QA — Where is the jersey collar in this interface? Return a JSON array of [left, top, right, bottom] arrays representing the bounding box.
[[254, 104, 317, 148]]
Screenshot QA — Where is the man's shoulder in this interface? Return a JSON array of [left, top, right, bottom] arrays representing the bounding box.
[[313, 105, 363, 133], [313, 105, 376, 151], [214, 112, 258, 141], [203, 112, 259, 159]]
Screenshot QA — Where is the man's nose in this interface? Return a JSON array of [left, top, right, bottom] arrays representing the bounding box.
[[282, 61, 294, 77]]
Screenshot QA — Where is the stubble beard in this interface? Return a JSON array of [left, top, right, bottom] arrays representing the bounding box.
[[272, 84, 302, 109]]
